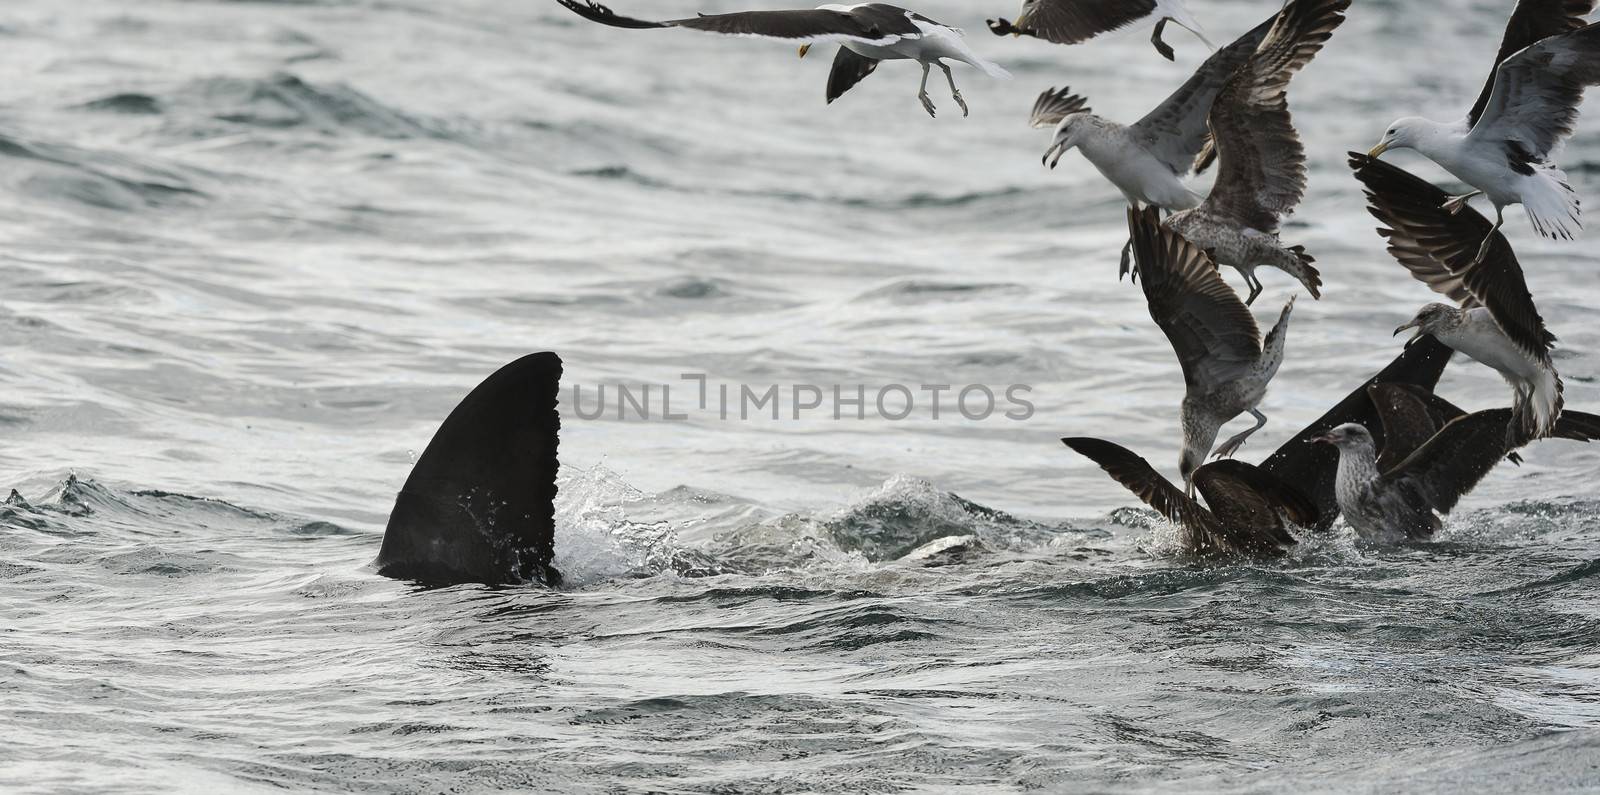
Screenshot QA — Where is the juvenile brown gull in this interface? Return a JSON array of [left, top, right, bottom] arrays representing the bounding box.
[[1127, 205, 1294, 488], [1351, 152, 1564, 440], [1162, 0, 1349, 305]]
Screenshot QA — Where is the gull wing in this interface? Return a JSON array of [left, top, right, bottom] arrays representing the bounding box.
[[1129, 12, 1277, 176], [1468, 22, 1600, 160], [556, 0, 921, 46], [1197, 0, 1349, 231], [1128, 205, 1260, 392], [1351, 152, 1555, 366], [1467, 0, 1597, 130]]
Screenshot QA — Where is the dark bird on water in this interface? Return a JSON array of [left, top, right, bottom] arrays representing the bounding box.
[[987, 0, 1211, 61], [1317, 393, 1600, 541], [554, 0, 1009, 116], [1061, 437, 1316, 558]]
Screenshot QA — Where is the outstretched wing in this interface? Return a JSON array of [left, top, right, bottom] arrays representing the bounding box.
[[1001, 0, 1159, 45], [1468, 22, 1600, 160], [1061, 437, 1201, 529], [1129, 12, 1277, 176], [1128, 205, 1260, 391], [1383, 410, 1521, 516], [1350, 152, 1555, 367], [556, 0, 921, 46], [1030, 86, 1091, 128], [1257, 336, 1455, 527], [1467, 0, 1597, 129], [1198, 0, 1350, 231]]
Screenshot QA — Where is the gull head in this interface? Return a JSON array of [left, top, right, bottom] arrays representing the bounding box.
[[1394, 302, 1456, 345], [1314, 423, 1373, 451], [1369, 118, 1429, 158], [1042, 117, 1087, 170]]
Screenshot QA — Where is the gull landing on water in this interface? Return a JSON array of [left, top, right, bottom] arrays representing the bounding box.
[[1368, 0, 1600, 263], [987, 0, 1212, 61], [554, 1, 1010, 117]]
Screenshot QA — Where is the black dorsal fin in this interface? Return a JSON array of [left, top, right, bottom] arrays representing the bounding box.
[[376, 352, 562, 585]]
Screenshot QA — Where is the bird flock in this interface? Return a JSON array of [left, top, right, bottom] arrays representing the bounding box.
[[556, 0, 1600, 557]]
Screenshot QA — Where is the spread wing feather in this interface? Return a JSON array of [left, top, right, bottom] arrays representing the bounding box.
[[1467, 0, 1597, 130], [1350, 152, 1555, 367], [1469, 22, 1600, 160], [1198, 0, 1350, 231], [1130, 13, 1277, 176], [1128, 205, 1260, 391]]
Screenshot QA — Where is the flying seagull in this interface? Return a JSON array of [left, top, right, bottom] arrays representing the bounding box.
[[987, 0, 1212, 61], [1316, 402, 1597, 541], [1028, 7, 1280, 214], [1164, 0, 1349, 305], [1127, 205, 1295, 487], [554, 1, 1010, 117], [1351, 152, 1564, 440], [1368, 0, 1600, 263], [1061, 437, 1315, 558]]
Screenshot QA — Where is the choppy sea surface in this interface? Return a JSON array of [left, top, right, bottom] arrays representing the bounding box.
[[4, 0, 1600, 791]]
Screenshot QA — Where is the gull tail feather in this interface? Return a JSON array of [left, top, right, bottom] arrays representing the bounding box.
[[1285, 245, 1322, 300], [1523, 165, 1582, 241]]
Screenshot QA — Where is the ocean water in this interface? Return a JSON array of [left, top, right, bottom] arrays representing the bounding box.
[[3, 0, 1600, 791]]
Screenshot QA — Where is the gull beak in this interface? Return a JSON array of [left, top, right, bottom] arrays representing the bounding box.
[[798, 44, 810, 58], [1394, 319, 1423, 347], [1312, 433, 1337, 446], [1042, 138, 1066, 169], [1368, 140, 1391, 158]]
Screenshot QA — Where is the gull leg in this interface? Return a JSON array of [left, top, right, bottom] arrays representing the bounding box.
[[1471, 205, 1504, 266], [1245, 272, 1263, 306], [1213, 409, 1267, 459], [1442, 190, 1483, 215], [918, 63, 936, 118], [1120, 237, 1134, 281], [1150, 18, 1175, 61], [938, 62, 967, 117]]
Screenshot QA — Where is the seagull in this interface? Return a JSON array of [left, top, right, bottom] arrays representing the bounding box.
[[987, 0, 1212, 61], [1367, 1, 1600, 263], [1316, 404, 1597, 540], [554, 1, 1010, 117], [1061, 437, 1316, 558], [1029, 7, 1280, 213], [1127, 205, 1295, 488], [1163, 0, 1349, 305], [1351, 152, 1565, 440]]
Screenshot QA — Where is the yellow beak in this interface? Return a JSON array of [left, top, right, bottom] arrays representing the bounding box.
[[1368, 141, 1390, 158], [798, 44, 810, 58]]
